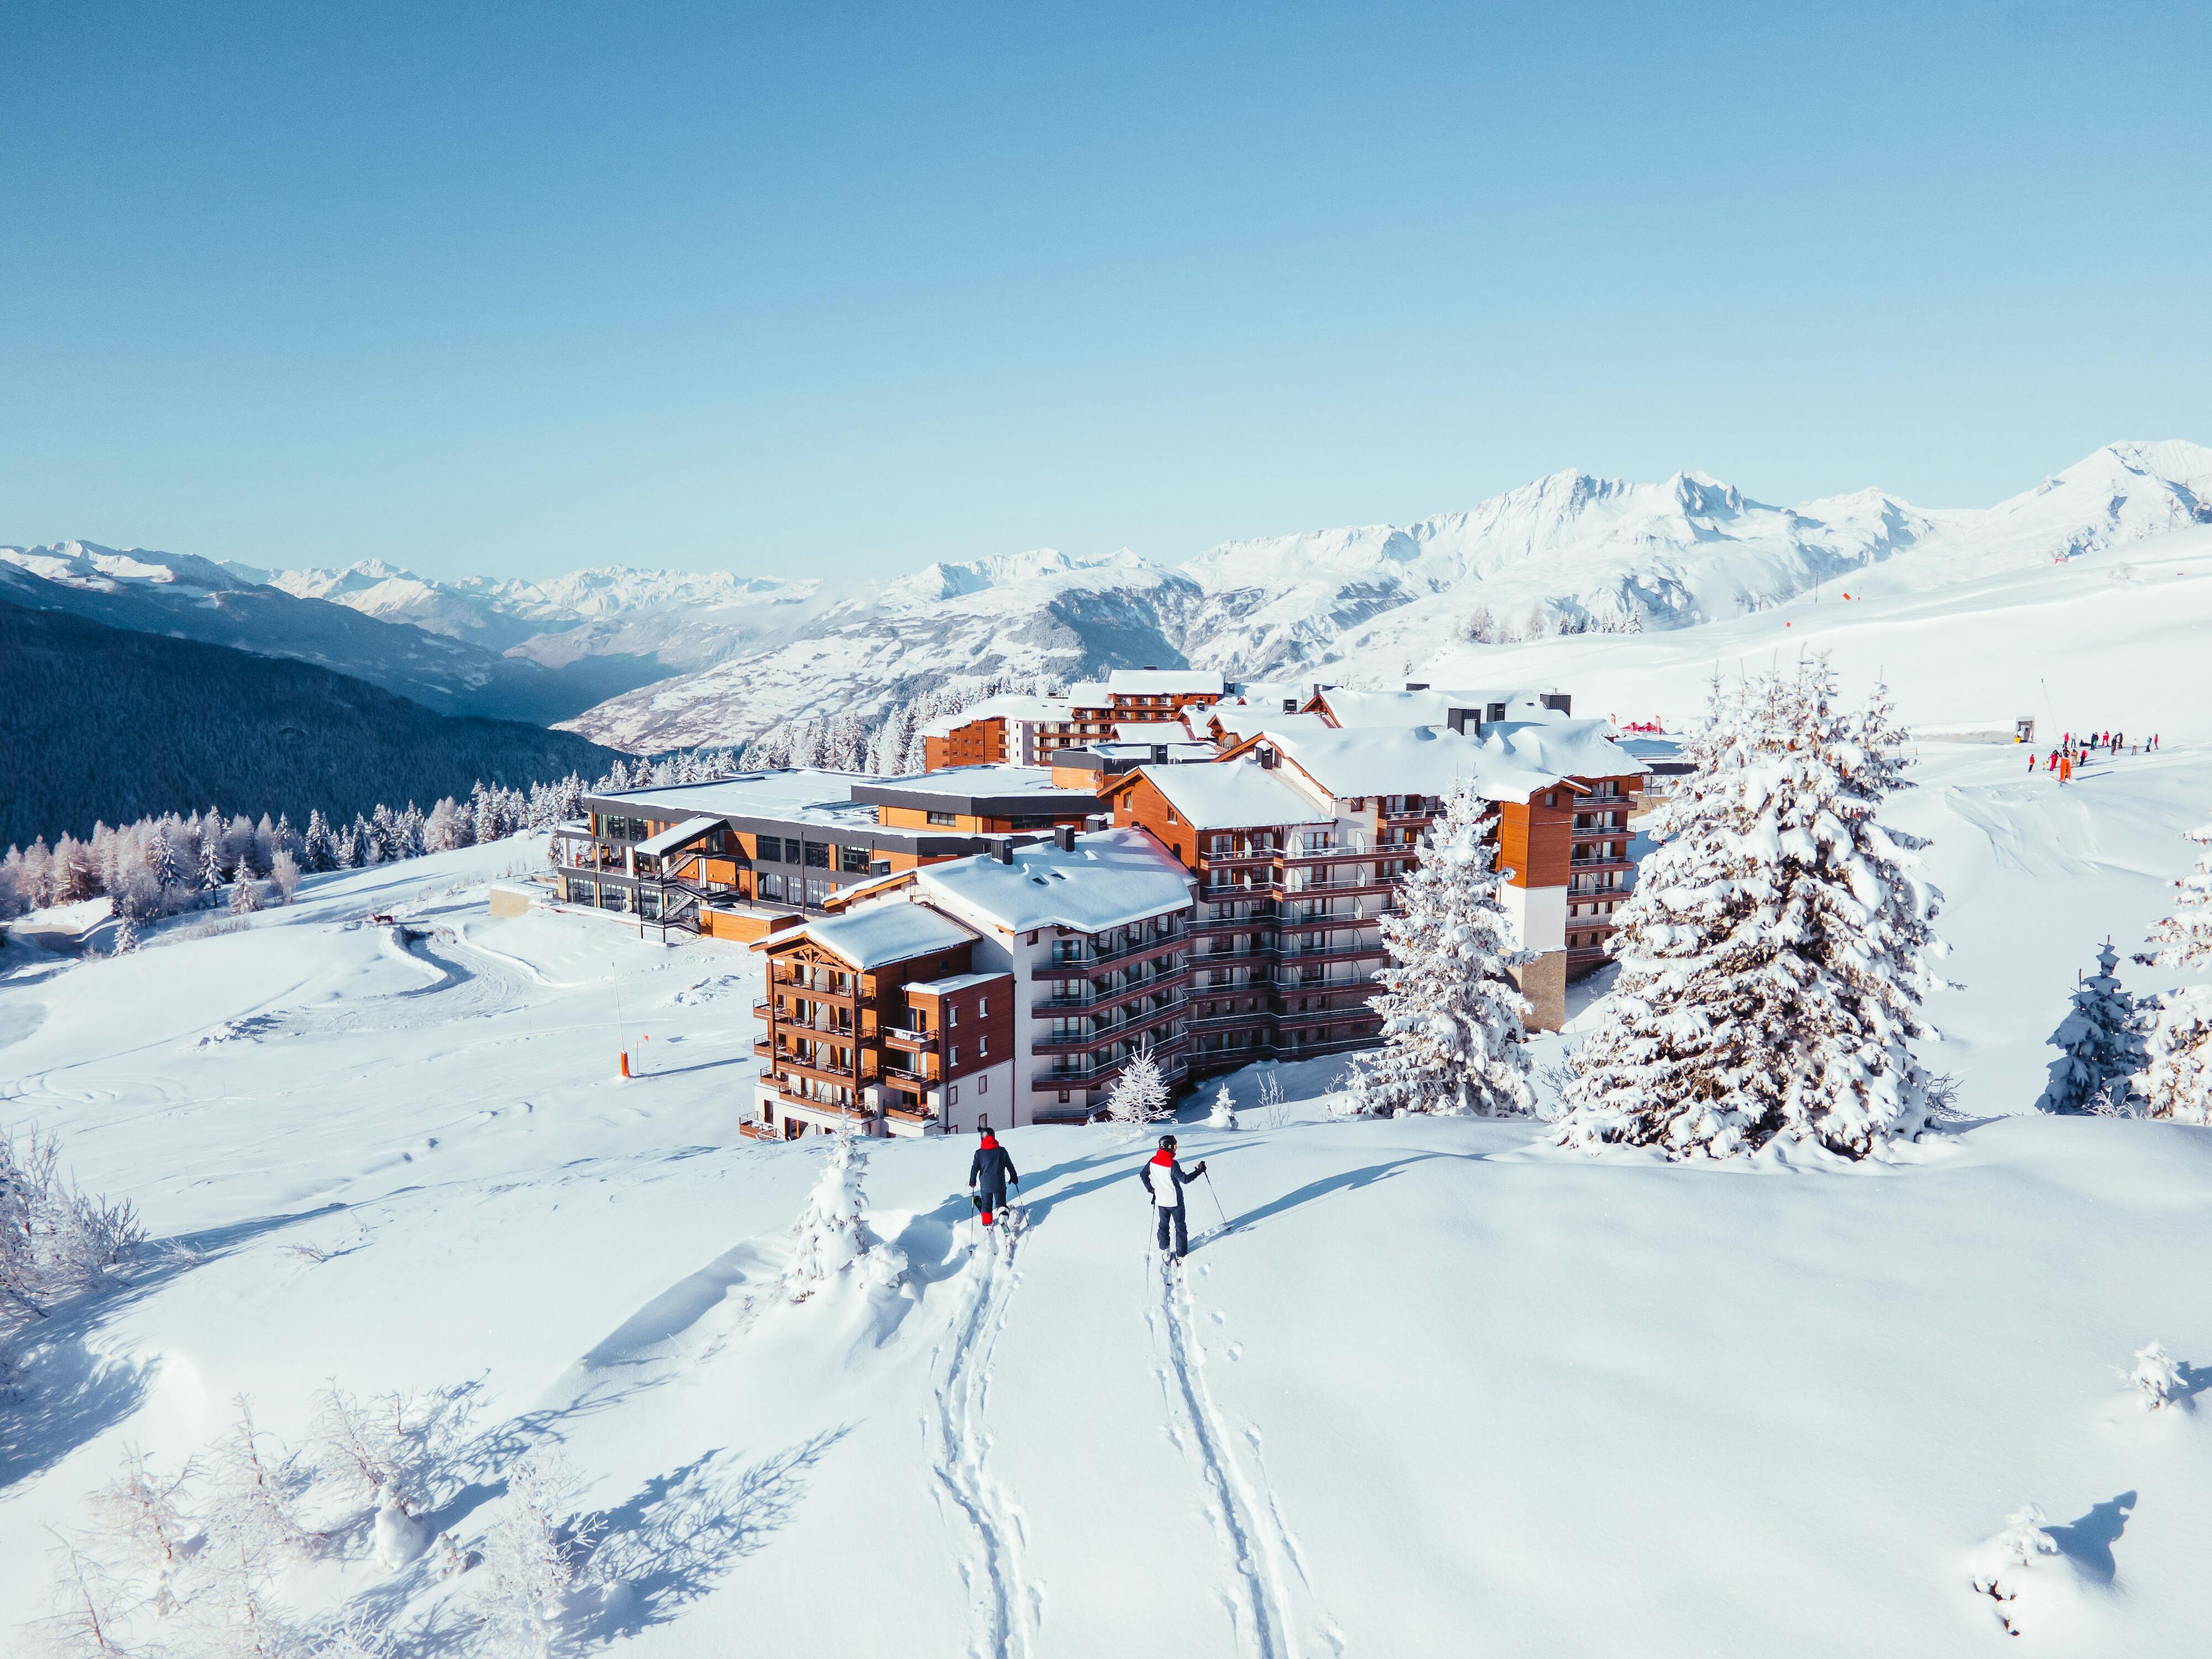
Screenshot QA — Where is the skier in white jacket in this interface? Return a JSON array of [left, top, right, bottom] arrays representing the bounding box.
[[1140, 1134, 1207, 1260]]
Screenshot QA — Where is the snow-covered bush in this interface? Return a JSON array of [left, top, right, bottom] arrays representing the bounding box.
[[477, 1455, 597, 1658], [2136, 810, 2212, 1122], [310, 1382, 474, 1570], [1, 1126, 145, 1332], [1559, 662, 1947, 1160], [1256, 1071, 1289, 1130], [2123, 1339, 2185, 1411], [229, 875, 264, 916], [1104, 1046, 1172, 1131], [269, 849, 302, 906], [1207, 1081, 1238, 1130], [1968, 1503, 2063, 1635], [782, 1126, 905, 1301], [2037, 939, 2148, 1113], [203, 1395, 321, 1566], [81, 1442, 199, 1619], [1343, 779, 1533, 1118]]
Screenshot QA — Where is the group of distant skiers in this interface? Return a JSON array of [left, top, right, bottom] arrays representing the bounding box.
[[968, 1128, 1210, 1262], [2034, 729, 2159, 785]]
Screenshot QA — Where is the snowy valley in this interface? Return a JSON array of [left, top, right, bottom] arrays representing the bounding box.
[[8, 527, 2212, 1650]]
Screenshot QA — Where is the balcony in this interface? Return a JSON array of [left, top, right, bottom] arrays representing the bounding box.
[[1033, 927, 1185, 975], [880, 1026, 936, 1054], [1035, 1047, 1191, 1088], [1036, 999, 1187, 1050]]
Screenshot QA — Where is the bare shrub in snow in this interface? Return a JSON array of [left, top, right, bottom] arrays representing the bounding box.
[[477, 1455, 598, 1658], [1256, 1071, 1289, 1130], [203, 1396, 320, 1566], [1103, 1046, 1171, 1132], [1559, 662, 1947, 1160], [26, 1536, 137, 1657], [781, 1126, 905, 1302], [309, 1382, 473, 1570], [2136, 809, 2212, 1122], [182, 1531, 300, 1658], [1968, 1503, 2062, 1636], [1, 1126, 145, 1331], [2123, 1339, 2184, 1410], [2037, 938, 2147, 1114], [1343, 779, 1534, 1118], [81, 1442, 200, 1619]]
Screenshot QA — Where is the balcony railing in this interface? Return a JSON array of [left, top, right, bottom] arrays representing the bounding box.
[[1035, 927, 1185, 974]]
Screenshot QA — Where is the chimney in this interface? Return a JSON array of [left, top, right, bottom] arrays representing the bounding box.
[[1404, 681, 1430, 692], [1085, 813, 1108, 832], [1152, 745, 1168, 763], [1448, 707, 1476, 736], [993, 839, 1013, 865], [1259, 747, 1278, 770], [1543, 692, 1573, 715], [1055, 824, 1076, 853]]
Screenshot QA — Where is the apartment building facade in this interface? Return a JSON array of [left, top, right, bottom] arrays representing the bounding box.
[[921, 669, 1230, 771], [552, 766, 1098, 940]]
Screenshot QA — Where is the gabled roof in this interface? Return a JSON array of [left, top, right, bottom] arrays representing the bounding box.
[[918, 827, 1193, 934], [759, 899, 979, 969], [1107, 756, 1334, 830]]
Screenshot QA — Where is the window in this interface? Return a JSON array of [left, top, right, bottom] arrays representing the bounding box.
[[978, 1073, 988, 1094], [949, 1084, 960, 1105], [805, 877, 834, 906], [1058, 1089, 1070, 1104], [839, 846, 870, 873], [803, 842, 829, 869], [780, 836, 802, 862], [950, 1046, 960, 1066], [758, 872, 784, 902], [979, 1034, 988, 1056], [977, 995, 988, 1017], [1545, 792, 1559, 808], [926, 809, 958, 827]]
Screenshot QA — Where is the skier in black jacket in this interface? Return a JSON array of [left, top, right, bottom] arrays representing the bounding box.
[[968, 1130, 1019, 1226], [1141, 1134, 1207, 1259]]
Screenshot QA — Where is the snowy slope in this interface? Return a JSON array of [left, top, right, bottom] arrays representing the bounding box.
[[9, 696, 2212, 1653]]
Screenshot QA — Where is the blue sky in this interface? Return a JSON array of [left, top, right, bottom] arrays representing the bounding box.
[[3, 2, 2206, 581]]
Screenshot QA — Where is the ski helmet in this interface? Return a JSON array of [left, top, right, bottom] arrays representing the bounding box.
[[1158, 1134, 1177, 1150]]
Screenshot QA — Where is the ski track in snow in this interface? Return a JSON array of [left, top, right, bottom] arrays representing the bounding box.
[[928, 1208, 1040, 1659], [1149, 1256, 1335, 1659]]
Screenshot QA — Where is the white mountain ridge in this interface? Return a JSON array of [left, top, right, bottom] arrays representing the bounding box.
[[13, 440, 2206, 752], [551, 440, 2211, 749]]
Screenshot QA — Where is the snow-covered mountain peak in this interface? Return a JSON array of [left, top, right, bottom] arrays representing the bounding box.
[[1, 539, 248, 595], [878, 547, 1161, 610]]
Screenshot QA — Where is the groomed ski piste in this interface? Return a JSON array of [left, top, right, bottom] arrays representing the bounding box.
[[9, 530, 2212, 1654]]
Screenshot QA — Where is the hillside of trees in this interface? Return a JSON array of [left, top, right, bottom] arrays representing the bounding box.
[[0, 600, 628, 849]]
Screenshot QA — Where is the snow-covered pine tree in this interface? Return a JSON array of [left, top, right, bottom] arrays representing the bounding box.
[[302, 809, 336, 873], [228, 875, 262, 916], [200, 832, 228, 894], [2036, 939, 2147, 1113], [1344, 779, 1535, 1116], [2137, 808, 2212, 1123], [1558, 662, 1946, 1160], [1104, 1046, 1172, 1130], [782, 1124, 904, 1300], [1207, 1080, 1238, 1130], [149, 827, 183, 893]]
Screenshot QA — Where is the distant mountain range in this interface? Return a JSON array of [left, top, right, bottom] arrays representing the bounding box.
[[12, 439, 2208, 756]]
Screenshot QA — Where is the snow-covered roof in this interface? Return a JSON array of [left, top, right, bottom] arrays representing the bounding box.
[[1135, 758, 1335, 830], [853, 765, 1092, 816], [906, 969, 1009, 996], [1310, 687, 1553, 729], [782, 900, 979, 969], [590, 771, 877, 830], [1113, 719, 1194, 742], [1066, 681, 1111, 706], [1478, 718, 1647, 783], [1086, 741, 1219, 763], [1209, 708, 1332, 740], [1108, 669, 1225, 696], [917, 695, 1072, 738], [632, 816, 722, 857], [1258, 726, 1506, 801], [918, 827, 1194, 934]]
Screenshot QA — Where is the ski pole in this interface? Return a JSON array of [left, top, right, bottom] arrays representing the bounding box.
[[1202, 1169, 1232, 1236]]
